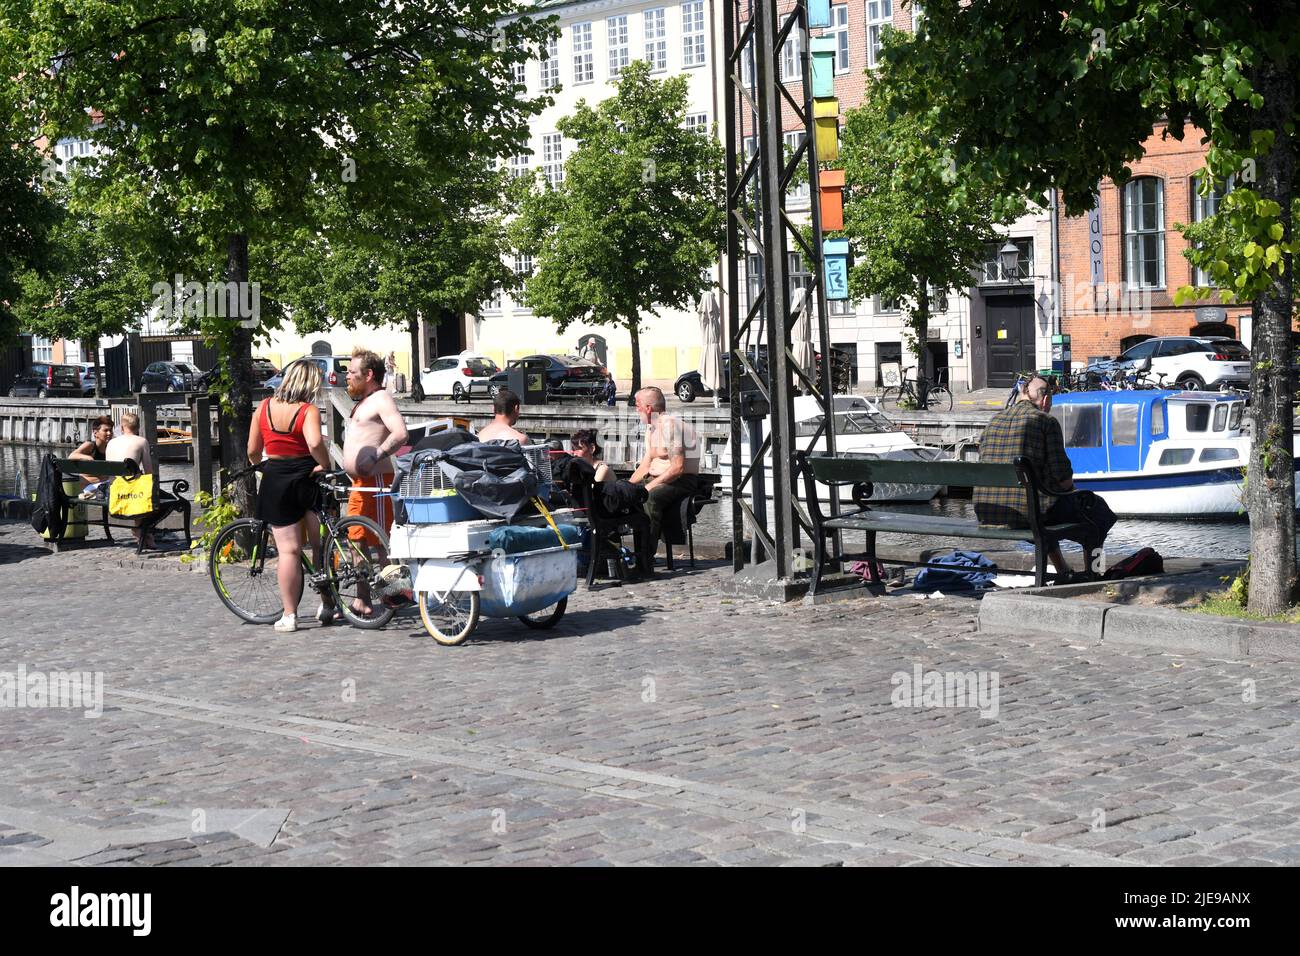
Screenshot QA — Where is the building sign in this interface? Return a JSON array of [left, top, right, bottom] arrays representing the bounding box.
[[823, 238, 850, 300], [1088, 191, 1104, 286]]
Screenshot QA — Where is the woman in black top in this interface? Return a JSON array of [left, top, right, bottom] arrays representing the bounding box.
[[67, 414, 114, 489]]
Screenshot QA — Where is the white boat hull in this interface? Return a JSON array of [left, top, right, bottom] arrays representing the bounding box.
[[1076, 463, 1300, 518]]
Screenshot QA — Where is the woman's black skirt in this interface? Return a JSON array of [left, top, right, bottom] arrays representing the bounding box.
[[255, 456, 320, 527]]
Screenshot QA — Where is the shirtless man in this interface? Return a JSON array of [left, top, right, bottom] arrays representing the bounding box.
[[477, 388, 529, 444], [105, 412, 155, 548], [629, 386, 707, 566], [343, 347, 408, 614]]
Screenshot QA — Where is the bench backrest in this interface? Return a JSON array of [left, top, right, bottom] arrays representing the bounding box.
[[804, 453, 1022, 489], [52, 458, 141, 480]]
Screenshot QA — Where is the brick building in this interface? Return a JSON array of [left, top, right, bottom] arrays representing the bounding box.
[[1058, 122, 1250, 366]]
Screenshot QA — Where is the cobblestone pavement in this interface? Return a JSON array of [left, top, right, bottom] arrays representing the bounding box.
[[1, 520, 1299, 866]]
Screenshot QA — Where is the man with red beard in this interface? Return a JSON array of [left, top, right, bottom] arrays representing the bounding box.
[[339, 347, 408, 619]]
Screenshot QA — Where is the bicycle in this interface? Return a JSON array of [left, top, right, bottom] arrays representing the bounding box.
[[880, 367, 953, 412], [207, 465, 397, 629]]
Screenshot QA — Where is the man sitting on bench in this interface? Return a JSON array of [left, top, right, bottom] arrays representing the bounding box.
[[974, 375, 1114, 581], [629, 386, 709, 567], [106, 412, 156, 549]]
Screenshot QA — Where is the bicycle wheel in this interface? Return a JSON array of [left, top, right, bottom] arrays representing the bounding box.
[[879, 386, 902, 411], [208, 518, 287, 624], [519, 598, 567, 630], [418, 589, 481, 645], [926, 385, 954, 412], [325, 516, 396, 629]]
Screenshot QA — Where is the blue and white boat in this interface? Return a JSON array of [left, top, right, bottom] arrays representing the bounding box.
[[1049, 389, 1297, 518]]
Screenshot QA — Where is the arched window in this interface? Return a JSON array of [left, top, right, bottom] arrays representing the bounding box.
[[1123, 177, 1165, 289]]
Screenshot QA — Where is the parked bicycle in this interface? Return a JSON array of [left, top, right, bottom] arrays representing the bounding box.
[[207, 465, 397, 629], [880, 367, 953, 412]]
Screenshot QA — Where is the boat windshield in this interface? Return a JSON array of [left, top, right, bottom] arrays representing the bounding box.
[[795, 408, 896, 438]]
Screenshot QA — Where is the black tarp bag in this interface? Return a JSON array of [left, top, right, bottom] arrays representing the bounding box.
[[30, 453, 67, 539]]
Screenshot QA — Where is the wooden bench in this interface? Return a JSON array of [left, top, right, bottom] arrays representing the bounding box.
[[52, 458, 192, 554], [796, 451, 1099, 595]]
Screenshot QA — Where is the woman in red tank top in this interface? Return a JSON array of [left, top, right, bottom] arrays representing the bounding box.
[[247, 360, 334, 632]]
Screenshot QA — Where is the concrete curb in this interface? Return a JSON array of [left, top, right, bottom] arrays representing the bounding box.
[[979, 588, 1300, 662]]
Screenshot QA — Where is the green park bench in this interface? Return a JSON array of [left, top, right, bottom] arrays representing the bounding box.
[[796, 451, 1100, 595], [51, 457, 192, 555]]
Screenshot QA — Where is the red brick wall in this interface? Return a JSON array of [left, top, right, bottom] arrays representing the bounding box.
[[1058, 122, 1250, 361]]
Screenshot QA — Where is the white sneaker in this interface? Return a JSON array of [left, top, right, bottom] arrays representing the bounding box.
[[315, 603, 339, 625], [274, 614, 297, 633]]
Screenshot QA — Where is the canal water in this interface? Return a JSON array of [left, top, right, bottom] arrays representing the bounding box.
[[0, 442, 1268, 560]]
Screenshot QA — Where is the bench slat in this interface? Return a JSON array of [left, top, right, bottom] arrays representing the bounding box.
[[824, 510, 1082, 541], [53, 458, 140, 479], [806, 454, 1021, 489]]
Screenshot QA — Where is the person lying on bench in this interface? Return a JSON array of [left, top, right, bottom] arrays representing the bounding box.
[[973, 375, 1115, 582]]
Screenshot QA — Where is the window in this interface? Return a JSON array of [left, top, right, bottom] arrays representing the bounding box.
[[1111, 404, 1138, 446], [788, 252, 811, 297], [910, 1, 924, 32], [1060, 404, 1103, 448], [827, 5, 850, 73], [780, 28, 803, 81], [783, 131, 809, 202], [608, 16, 629, 78], [1190, 174, 1230, 286], [645, 9, 668, 73], [875, 295, 900, 313], [1124, 177, 1165, 289], [740, 41, 755, 87], [1213, 403, 1229, 431], [745, 254, 763, 314], [540, 37, 560, 90], [1229, 403, 1243, 429], [927, 285, 948, 313], [1120, 339, 1159, 362], [513, 253, 533, 276], [1151, 401, 1166, 435], [542, 133, 564, 186], [485, 290, 503, 311], [513, 60, 526, 86], [32, 336, 53, 363], [1159, 448, 1194, 466], [1185, 403, 1210, 432], [509, 151, 530, 180], [981, 238, 1033, 283], [572, 23, 594, 83], [1200, 447, 1239, 463], [829, 298, 855, 316], [867, 0, 893, 69], [685, 112, 709, 134], [682, 1, 707, 68]]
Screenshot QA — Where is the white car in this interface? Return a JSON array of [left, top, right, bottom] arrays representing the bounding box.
[[419, 352, 500, 400], [1106, 336, 1251, 391]]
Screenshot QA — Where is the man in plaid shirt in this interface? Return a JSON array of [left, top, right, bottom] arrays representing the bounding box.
[[975, 376, 1110, 577]]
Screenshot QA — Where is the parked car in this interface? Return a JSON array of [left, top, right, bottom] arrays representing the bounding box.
[[486, 354, 609, 401], [7, 362, 83, 398], [196, 357, 278, 390], [1087, 336, 1251, 390], [140, 361, 204, 392], [75, 362, 104, 396], [263, 355, 352, 391], [674, 346, 853, 402], [419, 352, 500, 400]]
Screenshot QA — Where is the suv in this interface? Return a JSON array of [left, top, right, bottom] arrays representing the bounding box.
[[264, 355, 352, 390], [140, 361, 204, 392], [8, 363, 83, 398], [420, 353, 500, 400], [196, 357, 278, 390], [1099, 336, 1251, 391]]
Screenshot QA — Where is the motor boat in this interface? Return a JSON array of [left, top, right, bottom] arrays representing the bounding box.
[[718, 395, 945, 504], [1050, 389, 1297, 518]]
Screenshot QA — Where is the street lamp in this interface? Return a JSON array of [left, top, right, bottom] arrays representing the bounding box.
[[998, 240, 1022, 281]]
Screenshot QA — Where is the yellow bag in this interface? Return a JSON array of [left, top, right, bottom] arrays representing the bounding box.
[[109, 474, 154, 517]]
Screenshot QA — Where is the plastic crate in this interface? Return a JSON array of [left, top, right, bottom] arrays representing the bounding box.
[[400, 491, 482, 523]]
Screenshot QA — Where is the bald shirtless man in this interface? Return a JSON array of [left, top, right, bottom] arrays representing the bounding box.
[[342, 348, 408, 615]]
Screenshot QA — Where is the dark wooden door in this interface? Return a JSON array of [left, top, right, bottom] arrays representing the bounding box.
[[985, 295, 1035, 388]]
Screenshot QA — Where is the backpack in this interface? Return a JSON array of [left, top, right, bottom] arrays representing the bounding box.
[[1103, 547, 1164, 580], [30, 453, 68, 539]]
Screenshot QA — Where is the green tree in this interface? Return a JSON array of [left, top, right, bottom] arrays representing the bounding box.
[[839, 75, 1025, 405], [888, 2, 1300, 614], [11, 180, 153, 396], [511, 61, 725, 399], [0, 71, 56, 344], [5, 1, 552, 511]]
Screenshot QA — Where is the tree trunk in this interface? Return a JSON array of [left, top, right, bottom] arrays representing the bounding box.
[[1245, 58, 1297, 615], [913, 282, 930, 408], [222, 232, 257, 518], [627, 319, 641, 405], [90, 336, 101, 399], [409, 315, 424, 402]]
